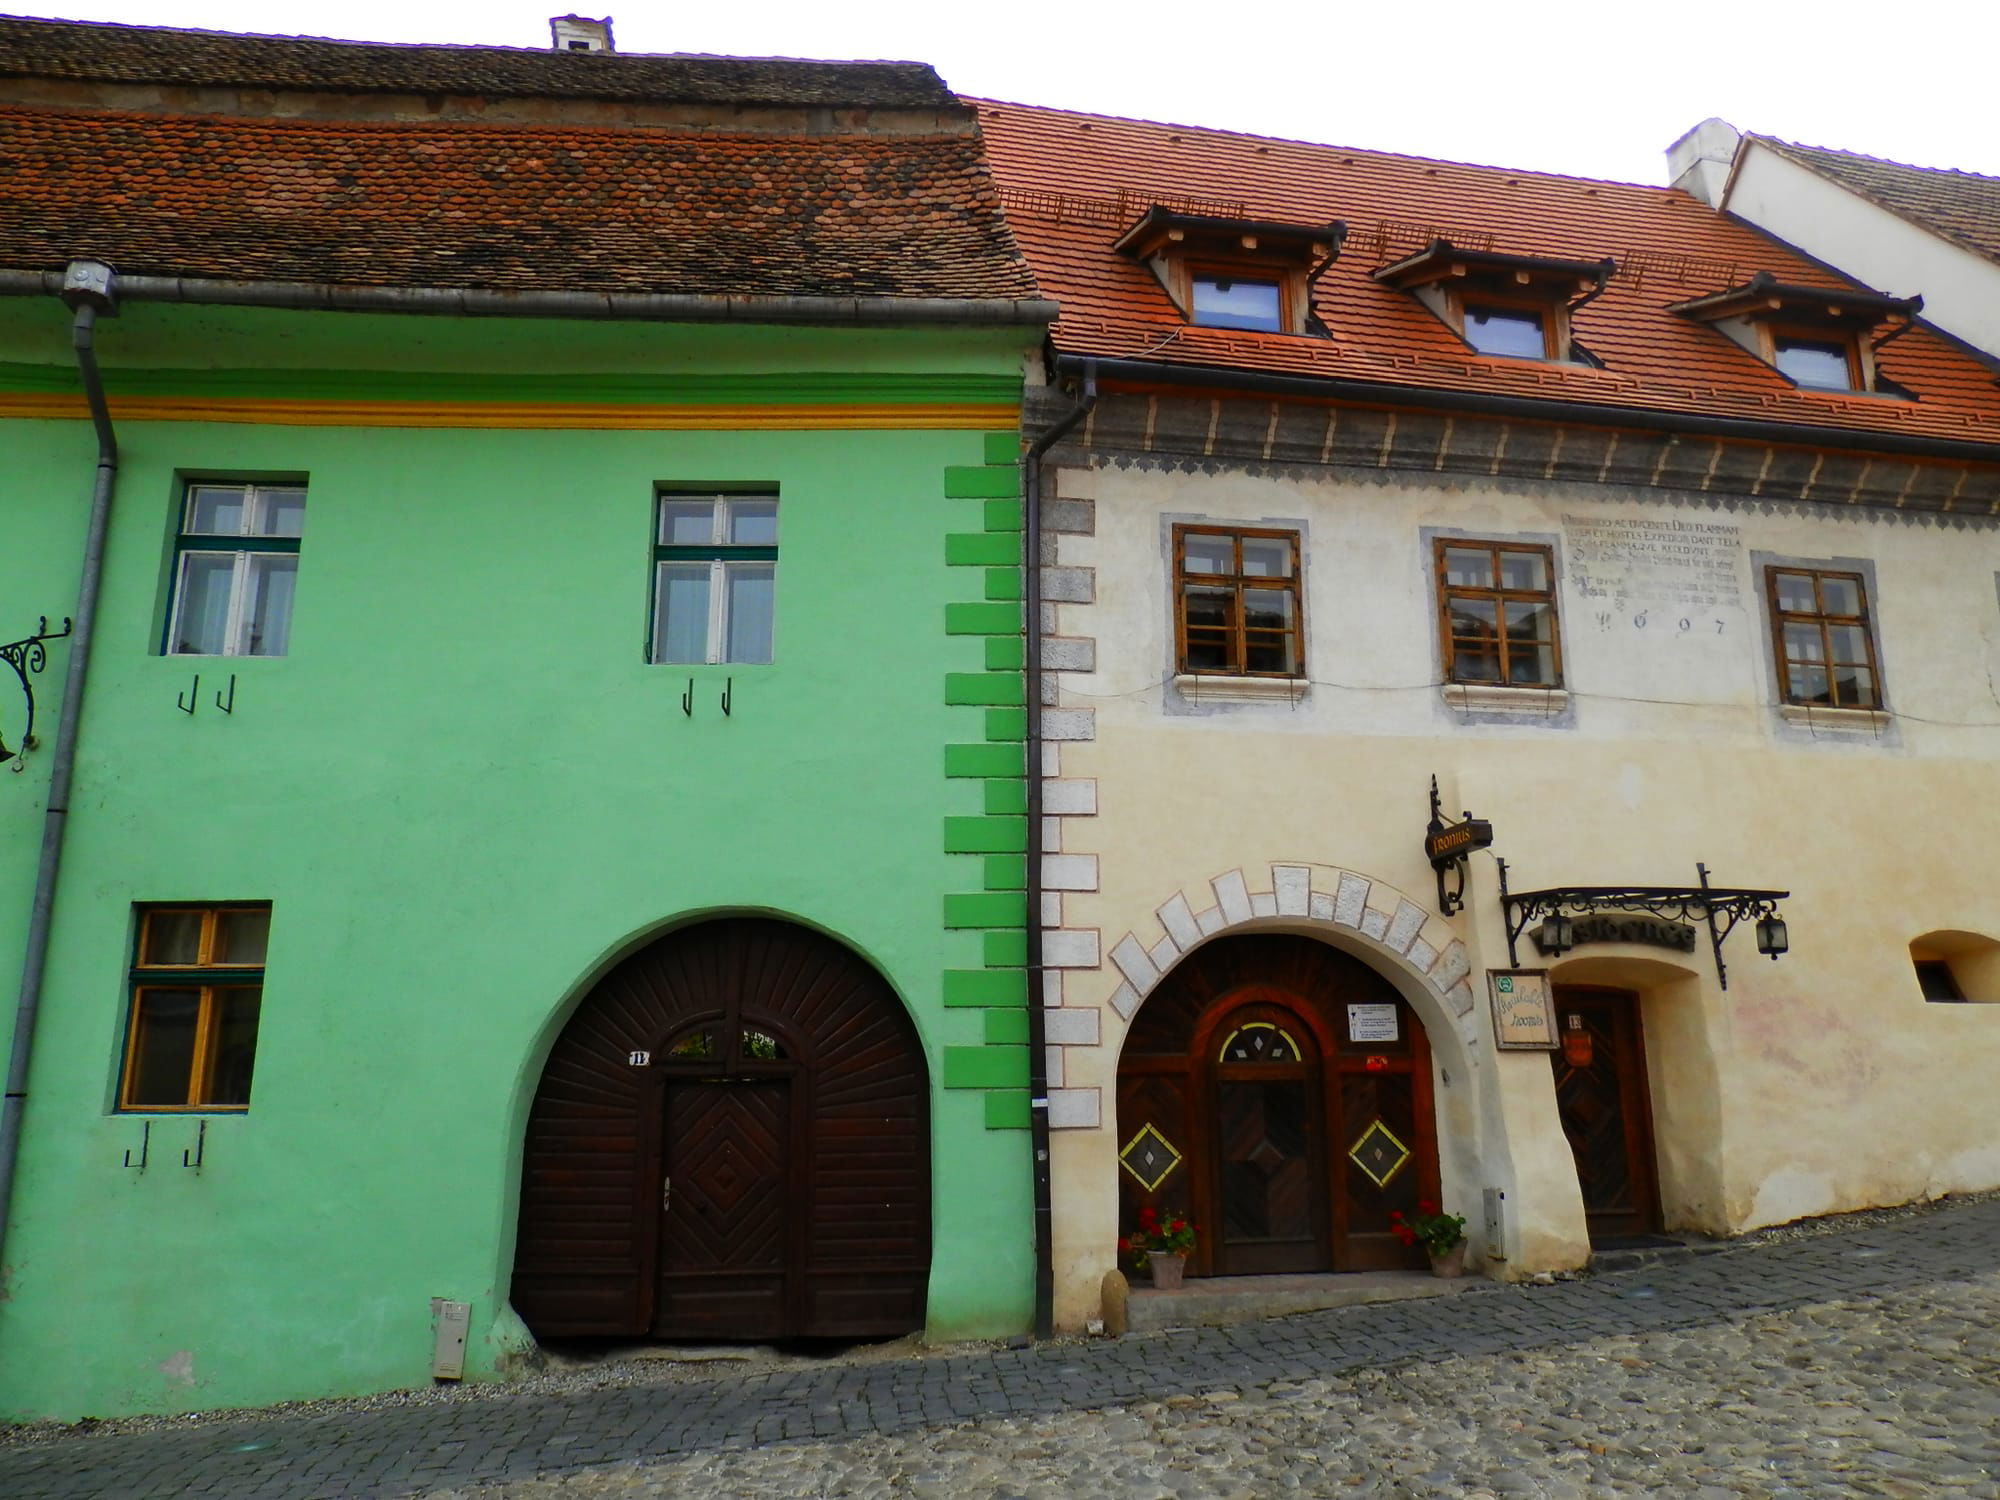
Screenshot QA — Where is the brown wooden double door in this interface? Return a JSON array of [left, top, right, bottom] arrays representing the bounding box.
[[513, 918, 930, 1341], [1118, 935, 1437, 1277], [1550, 986, 1662, 1241]]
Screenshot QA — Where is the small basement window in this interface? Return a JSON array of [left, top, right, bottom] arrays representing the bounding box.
[[1909, 932, 2000, 1004]]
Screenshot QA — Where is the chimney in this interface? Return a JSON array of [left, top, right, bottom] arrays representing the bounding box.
[[1666, 118, 1742, 207], [550, 15, 614, 52]]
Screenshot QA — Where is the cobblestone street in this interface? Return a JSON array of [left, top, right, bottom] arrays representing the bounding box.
[[4, 1197, 1998, 1499]]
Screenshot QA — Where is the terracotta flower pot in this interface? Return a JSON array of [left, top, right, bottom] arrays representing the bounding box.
[[1148, 1252, 1186, 1290], [1428, 1242, 1468, 1279]]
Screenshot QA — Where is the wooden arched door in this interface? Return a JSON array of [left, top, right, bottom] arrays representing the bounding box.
[[512, 917, 930, 1340], [1118, 934, 1436, 1277]]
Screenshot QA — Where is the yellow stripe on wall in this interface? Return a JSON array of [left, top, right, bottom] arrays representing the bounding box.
[[0, 394, 1022, 431]]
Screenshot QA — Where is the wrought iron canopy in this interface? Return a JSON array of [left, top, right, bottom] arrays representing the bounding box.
[[1497, 859, 1789, 990], [0, 616, 71, 770]]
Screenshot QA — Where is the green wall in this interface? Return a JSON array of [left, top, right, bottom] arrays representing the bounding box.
[[0, 304, 1035, 1419]]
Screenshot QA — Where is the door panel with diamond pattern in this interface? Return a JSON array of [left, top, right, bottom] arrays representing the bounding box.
[[655, 1082, 789, 1337], [1116, 935, 1435, 1278], [1551, 987, 1661, 1239]]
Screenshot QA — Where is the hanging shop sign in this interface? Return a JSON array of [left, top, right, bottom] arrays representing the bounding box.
[[1425, 776, 1493, 916], [1488, 969, 1557, 1051], [1532, 914, 1697, 955]]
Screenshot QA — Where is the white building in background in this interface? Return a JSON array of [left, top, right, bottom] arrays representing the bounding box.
[[1670, 118, 2000, 361]]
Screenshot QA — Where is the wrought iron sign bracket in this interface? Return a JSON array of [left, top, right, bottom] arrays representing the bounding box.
[[1424, 775, 1493, 916], [1496, 858, 1789, 991], [0, 616, 73, 770]]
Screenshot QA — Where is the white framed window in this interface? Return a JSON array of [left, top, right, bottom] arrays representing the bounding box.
[[165, 482, 306, 657], [651, 491, 778, 665]]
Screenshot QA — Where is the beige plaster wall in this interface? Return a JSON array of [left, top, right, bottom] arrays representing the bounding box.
[[1039, 456, 2000, 1329]]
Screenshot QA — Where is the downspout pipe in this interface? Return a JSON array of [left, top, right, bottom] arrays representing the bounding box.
[[1023, 359, 1096, 1342], [0, 261, 120, 1270]]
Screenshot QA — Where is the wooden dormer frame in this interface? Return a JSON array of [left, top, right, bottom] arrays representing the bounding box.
[[1114, 208, 1345, 336], [1375, 240, 1614, 364], [1668, 273, 1922, 394]]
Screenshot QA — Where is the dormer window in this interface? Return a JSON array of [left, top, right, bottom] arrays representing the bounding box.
[[1376, 240, 1614, 365], [1669, 274, 1920, 396], [1191, 275, 1283, 332], [1115, 208, 1345, 337], [1463, 304, 1550, 360], [1772, 333, 1858, 391]]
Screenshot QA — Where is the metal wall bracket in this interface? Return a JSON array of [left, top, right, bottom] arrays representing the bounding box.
[[0, 615, 73, 768], [720, 677, 732, 716], [1423, 775, 1493, 916], [1497, 858, 1789, 991], [176, 673, 201, 715], [681, 678, 694, 717], [182, 1118, 206, 1172], [122, 1119, 151, 1171], [214, 673, 236, 714]]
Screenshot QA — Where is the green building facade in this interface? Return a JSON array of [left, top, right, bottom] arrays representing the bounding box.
[[0, 17, 1051, 1420]]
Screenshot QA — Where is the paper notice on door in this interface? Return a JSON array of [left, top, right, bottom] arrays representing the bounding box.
[[1347, 1003, 1399, 1043]]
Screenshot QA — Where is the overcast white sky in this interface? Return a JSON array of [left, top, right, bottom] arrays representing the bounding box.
[[23, 1, 2000, 185]]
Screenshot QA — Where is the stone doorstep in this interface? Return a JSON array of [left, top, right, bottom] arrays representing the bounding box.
[[1586, 1232, 1736, 1277], [1127, 1270, 1488, 1333]]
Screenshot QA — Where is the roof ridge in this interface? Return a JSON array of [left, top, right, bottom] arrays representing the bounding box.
[[0, 99, 970, 145], [0, 12, 927, 68], [965, 96, 1673, 193], [1755, 134, 2000, 186]]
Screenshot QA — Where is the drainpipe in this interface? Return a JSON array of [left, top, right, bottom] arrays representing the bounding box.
[[0, 261, 120, 1270], [1023, 359, 1096, 1341]]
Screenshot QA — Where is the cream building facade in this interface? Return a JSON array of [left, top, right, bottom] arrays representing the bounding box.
[[1031, 403, 2000, 1324], [977, 99, 2000, 1332]]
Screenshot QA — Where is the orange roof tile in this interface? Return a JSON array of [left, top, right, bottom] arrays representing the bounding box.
[[972, 101, 2000, 448], [0, 105, 1038, 299]]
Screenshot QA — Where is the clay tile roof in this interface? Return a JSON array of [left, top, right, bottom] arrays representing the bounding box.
[[1754, 137, 2000, 268], [0, 13, 956, 109], [0, 105, 1040, 299], [973, 100, 2000, 447]]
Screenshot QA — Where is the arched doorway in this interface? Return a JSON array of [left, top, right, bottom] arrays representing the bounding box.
[[1117, 934, 1437, 1276], [512, 917, 930, 1340]]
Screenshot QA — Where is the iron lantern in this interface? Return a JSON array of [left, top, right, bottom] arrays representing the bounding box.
[[1756, 913, 1789, 959], [1538, 912, 1574, 956]]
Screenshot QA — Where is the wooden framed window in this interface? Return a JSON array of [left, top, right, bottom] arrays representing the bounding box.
[[1771, 331, 1859, 392], [1190, 274, 1284, 332], [1436, 540, 1561, 688], [1462, 301, 1555, 360], [120, 905, 269, 1112], [1174, 525, 1303, 677], [1765, 566, 1881, 708], [651, 490, 778, 664], [165, 482, 306, 657]]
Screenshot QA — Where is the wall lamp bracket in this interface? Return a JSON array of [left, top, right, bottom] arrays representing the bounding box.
[[1497, 857, 1789, 991], [1423, 774, 1493, 916], [0, 615, 73, 770]]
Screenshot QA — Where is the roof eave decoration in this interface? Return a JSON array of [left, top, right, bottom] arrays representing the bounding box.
[[1112, 207, 1346, 265], [1668, 271, 1923, 328], [1374, 238, 1616, 302]]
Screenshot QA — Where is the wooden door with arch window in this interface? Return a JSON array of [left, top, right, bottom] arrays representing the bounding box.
[[1117, 934, 1437, 1277]]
